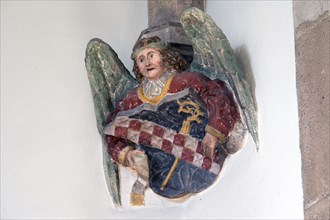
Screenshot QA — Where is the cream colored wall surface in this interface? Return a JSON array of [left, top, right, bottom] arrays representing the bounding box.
[[205, 1, 304, 219], [1, 1, 148, 219], [1, 1, 303, 219]]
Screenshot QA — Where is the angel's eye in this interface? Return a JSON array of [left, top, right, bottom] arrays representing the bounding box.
[[147, 53, 155, 60], [139, 58, 145, 63]]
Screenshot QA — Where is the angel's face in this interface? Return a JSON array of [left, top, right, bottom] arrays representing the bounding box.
[[136, 48, 166, 80]]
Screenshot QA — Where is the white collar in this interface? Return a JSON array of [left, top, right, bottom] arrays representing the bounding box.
[[141, 72, 174, 99]]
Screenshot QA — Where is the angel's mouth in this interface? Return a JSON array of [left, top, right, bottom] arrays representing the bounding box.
[[147, 68, 155, 72]]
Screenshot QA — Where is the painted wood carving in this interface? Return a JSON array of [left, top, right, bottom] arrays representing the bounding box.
[[85, 7, 258, 208]]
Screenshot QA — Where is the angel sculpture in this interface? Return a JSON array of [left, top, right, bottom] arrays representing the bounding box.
[[85, 7, 258, 208]]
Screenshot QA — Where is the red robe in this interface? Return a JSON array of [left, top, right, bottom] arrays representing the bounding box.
[[105, 72, 241, 165]]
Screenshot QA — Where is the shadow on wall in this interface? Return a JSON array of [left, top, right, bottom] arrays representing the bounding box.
[[235, 45, 258, 111]]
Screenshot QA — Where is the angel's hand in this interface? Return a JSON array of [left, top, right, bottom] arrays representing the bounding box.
[[126, 149, 146, 170], [202, 133, 218, 159]]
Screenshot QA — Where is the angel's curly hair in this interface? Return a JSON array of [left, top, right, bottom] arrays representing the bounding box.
[[131, 36, 188, 83]]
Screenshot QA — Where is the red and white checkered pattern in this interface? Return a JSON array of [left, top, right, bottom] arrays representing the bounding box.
[[105, 116, 221, 175]]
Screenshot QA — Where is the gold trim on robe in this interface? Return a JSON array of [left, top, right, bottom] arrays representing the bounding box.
[[137, 75, 174, 105]]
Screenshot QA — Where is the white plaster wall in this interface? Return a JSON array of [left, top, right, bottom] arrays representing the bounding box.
[[1, 1, 303, 219], [201, 1, 303, 219], [1, 1, 148, 219]]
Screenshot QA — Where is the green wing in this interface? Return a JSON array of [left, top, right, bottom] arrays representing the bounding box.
[[181, 7, 259, 150], [85, 38, 138, 207]]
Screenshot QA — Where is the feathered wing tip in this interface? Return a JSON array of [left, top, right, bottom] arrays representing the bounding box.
[[101, 139, 121, 208], [85, 38, 138, 133], [85, 38, 138, 207], [181, 7, 259, 150]]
